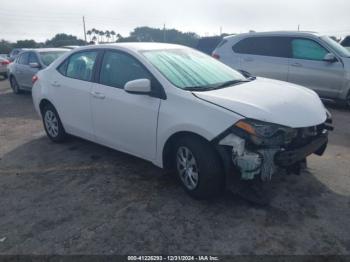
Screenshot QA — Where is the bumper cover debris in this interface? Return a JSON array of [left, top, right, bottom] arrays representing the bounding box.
[[219, 131, 328, 181]]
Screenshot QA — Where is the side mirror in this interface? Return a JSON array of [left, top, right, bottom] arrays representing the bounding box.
[[124, 79, 151, 94], [29, 62, 41, 68], [323, 53, 337, 63]]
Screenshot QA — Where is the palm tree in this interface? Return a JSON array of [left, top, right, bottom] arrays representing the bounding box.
[[91, 28, 97, 39], [99, 31, 105, 43], [92, 35, 97, 43], [86, 30, 92, 42], [116, 33, 122, 41], [110, 30, 116, 42], [105, 30, 111, 42]]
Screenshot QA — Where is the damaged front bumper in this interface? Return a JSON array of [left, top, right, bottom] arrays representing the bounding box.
[[217, 120, 332, 181]]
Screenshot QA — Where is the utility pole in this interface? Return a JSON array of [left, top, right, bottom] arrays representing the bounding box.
[[83, 16, 87, 42], [298, 24, 300, 31], [163, 24, 166, 42]]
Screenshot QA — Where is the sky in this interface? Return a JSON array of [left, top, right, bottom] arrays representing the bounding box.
[[0, 0, 349, 42]]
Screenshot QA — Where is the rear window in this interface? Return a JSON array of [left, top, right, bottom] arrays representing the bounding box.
[[233, 36, 290, 58], [39, 51, 67, 66]]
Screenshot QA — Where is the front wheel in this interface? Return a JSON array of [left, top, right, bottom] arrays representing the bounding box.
[[42, 103, 68, 143], [174, 136, 224, 199]]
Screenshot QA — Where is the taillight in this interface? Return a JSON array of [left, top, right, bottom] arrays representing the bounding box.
[[212, 53, 220, 60], [0, 60, 9, 65], [32, 75, 38, 84]]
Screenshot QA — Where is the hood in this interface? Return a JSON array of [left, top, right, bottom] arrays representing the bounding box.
[[193, 78, 327, 128]]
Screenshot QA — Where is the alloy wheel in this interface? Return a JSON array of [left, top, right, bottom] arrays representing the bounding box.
[[44, 110, 59, 138], [176, 146, 199, 190]]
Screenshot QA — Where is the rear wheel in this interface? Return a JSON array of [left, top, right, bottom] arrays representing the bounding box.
[[42, 103, 68, 143], [10, 76, 22, 94], [173, 136, 224, 199]]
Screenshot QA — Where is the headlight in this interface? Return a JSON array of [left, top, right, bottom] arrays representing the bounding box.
[[234, 119, 297, 146]]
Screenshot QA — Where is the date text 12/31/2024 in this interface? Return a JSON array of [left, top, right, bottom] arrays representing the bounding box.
[[127, 256, 219, 261]]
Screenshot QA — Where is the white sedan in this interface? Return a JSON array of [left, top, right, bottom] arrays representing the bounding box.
[[32, 43, 331, 199]]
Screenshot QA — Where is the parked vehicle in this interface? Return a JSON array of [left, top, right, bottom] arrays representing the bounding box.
[[8, 48, 68, 93], [340, 36, 350, 51], [212, 31, 350, 107], [196, 36, 223, 55], [0, 57, 10, 79], [8, 48, 27, 62], [61, 45, 81, 50], [32, 43, 331, 200]]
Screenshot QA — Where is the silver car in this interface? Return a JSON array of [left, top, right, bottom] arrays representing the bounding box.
[[0, 57, 10, 79], [8, 48, 68, 94], [213, 31, 350, 107]]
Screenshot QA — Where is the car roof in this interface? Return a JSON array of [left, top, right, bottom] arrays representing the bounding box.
[[224, 31, 322, 40], [20, 48, 69, 53], [76, 42, 189, 52]]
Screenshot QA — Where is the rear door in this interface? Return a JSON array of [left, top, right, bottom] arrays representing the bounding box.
[[52, 50, 99, 140], [232, 36, 290, 81], [287, 38, 344, 98], [15, 52, 30, 87], [91, 50, 161, 160], [22, 52, 40, 87]]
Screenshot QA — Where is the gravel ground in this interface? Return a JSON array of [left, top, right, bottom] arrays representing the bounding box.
[[0, 77, 349, 255]]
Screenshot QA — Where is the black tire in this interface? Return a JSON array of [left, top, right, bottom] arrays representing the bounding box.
[[173, 136, 224, 199], [10, 76, 22, 94], [41, 103, 68, 143]]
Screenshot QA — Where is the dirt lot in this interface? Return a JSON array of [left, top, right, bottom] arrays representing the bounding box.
[[0, 77, 349, 255]]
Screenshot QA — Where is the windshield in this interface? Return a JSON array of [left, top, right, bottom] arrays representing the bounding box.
[[142, 48, 246, 90], [39, 51, 67, 66], [321, 36, 350, 57]]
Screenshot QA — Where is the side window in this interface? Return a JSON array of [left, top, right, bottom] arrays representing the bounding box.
[[291, 39, 328, 61], [57, 59, 68, 76], [100, 51, 151, 88], [29, 53, 39, 64], [233, 37, 290, 58], [65, 51, 98, 81], [18, 53, 29, 65]]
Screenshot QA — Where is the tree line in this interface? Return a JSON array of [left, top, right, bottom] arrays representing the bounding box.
[[0, 26, 204, 54]]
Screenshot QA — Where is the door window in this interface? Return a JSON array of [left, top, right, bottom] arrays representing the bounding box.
[[18, 53, 29, 65], [65, 51, 98, 81], [233, 37, 290, 58], [100, 51, 151, 88], [29, 53, 39, 64], [291, 39, 328, 61]]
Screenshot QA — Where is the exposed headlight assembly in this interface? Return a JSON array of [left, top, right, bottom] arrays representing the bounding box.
[[234, 119, 297, 146]]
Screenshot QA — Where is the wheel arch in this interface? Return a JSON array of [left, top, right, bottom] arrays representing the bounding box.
[[162, 131, 226, 171], [39, 98, 54, 115]]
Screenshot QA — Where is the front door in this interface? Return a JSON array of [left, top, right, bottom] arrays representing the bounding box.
[[91, 50, 161, 160], [288, 38, 344, 98]]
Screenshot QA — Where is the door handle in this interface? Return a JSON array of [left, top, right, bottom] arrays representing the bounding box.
[[291, 62, 302, 67], [51, 81, 60, 87], [91, 91, 105, 99]]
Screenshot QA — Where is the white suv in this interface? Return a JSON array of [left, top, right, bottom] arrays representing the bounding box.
[[213, 31, 350, 107], [32, 43, 331, 200]]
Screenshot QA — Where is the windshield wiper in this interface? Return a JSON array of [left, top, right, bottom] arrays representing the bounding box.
[[216, 79, 250, 88], [184, 78, 253, 91]]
